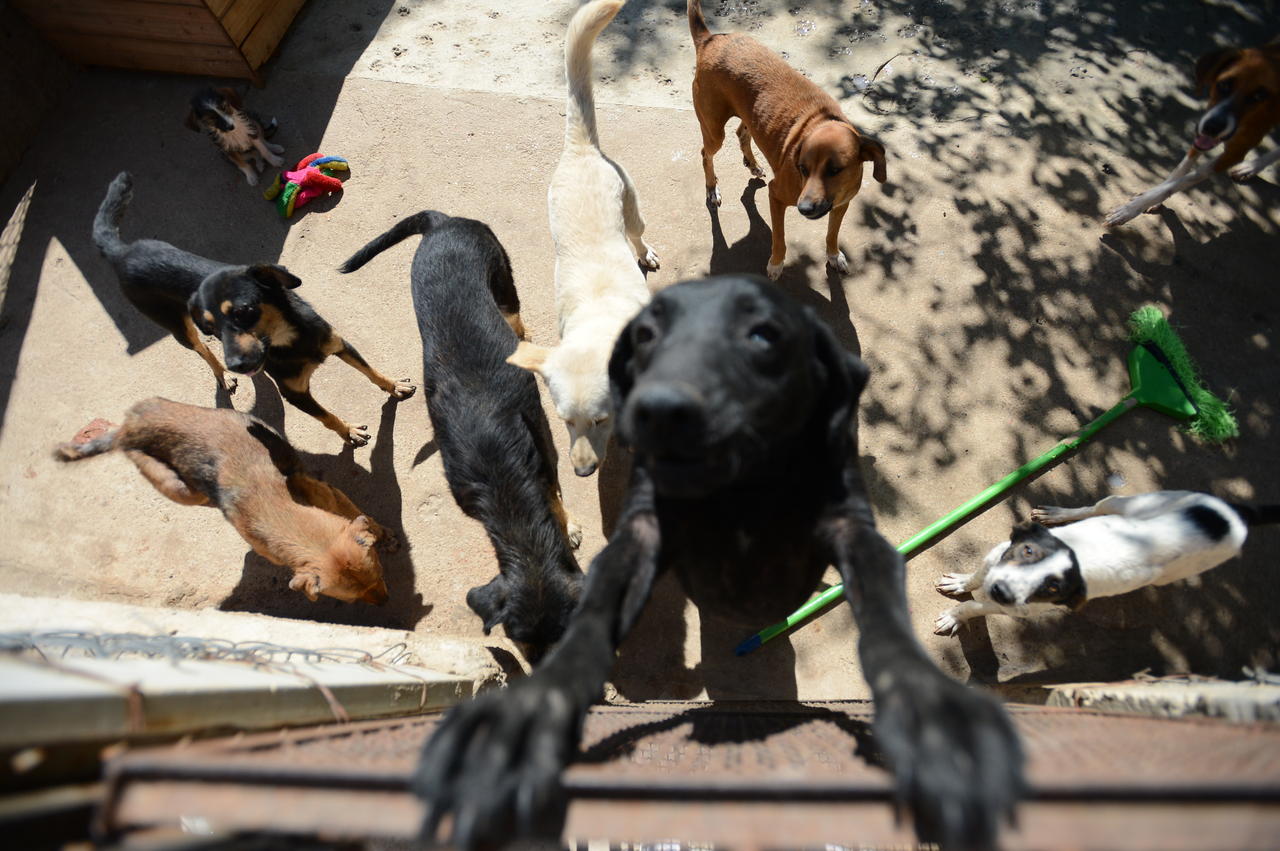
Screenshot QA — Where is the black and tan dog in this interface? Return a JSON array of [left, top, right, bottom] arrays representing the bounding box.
[[414, 275, 1023, 849], [184, 87, 284, 186], [93, 172, 415, 446], [341, 211, 583, 661], [55, 397, 392, 605]]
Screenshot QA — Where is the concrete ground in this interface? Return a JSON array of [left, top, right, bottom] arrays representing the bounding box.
[[1, 0, 1278, 701]]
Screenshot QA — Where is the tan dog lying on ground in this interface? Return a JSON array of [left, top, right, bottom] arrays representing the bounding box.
[[55, 397, 392, 605], [687, 0, 887, 280], [1105, 38, 1280, 227], [507, 0, 658, 478]]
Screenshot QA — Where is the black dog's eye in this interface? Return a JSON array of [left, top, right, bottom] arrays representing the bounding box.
[[1044, 580, 1060, 595], [1248, 88, 1270, 105], [1020, 544, 1036, 560], [798, 163, 810, 178], [634, 325, 655, 345], [826, 163, 844, 177], [232, 306, 259, 326], [748, 323, 780, 346]]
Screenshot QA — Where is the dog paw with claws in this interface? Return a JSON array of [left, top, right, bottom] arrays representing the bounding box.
[[638, 248, 661, 271], [1030, 505, 1071, 526], [872, 660, 1024, 848], [744, 160, 766, 180], [345, 424, 371, 447], [390, 379, 417, 400], [1229, 161, 1262, 182], [765, 260, 784, 281], [933, 608, 963, 636], [219, 373, 239, 394], [706, 186, 721, 207], [827, 251, 850, 275], [415, 677, 580, 849], [935, 572, 973, 598], [567, 520, 583, 550]]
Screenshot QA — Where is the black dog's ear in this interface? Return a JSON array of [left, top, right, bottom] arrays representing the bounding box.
[[808, 309, 869, 455], [465, 577, 508, 635], [183, 109, 200, 132], [1195, 47, 1242, 96], [249, 264, 302, 290], [607, 316, 639, 430], [188, 294, 216, 335]]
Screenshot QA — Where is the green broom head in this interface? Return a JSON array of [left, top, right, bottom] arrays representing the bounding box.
[[1126, 305, 1238, 443]]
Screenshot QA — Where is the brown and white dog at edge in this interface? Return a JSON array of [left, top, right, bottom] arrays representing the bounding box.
[[687, 0, 887, 280], [1104, 39, 1280, 227]]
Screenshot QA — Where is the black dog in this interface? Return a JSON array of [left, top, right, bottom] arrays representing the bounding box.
[[340, 211, 583, 660], [184, 87, 284, 186], [414, 275, 1024, 848], [93, 172, 416, 446]]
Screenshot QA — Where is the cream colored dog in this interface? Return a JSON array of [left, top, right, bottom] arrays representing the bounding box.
[[507, 0, 658, 478]]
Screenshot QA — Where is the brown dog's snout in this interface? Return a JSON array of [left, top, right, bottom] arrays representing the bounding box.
[[797, 197, 832, 219], [627, 382, 707, 452]]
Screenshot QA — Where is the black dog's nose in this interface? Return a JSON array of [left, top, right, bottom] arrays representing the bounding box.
[[797, 198, 831, 219], [628, 383, 706, 450], [989, 581, 1013, 606]]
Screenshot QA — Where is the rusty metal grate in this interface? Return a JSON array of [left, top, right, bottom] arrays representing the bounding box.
[[102, 701, 1280, 850]]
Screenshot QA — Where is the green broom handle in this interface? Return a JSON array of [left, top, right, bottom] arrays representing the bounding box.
[[737, 394, 1138, 653]]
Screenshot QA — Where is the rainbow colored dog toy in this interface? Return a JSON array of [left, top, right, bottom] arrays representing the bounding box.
[[263, 153, 349, 218]]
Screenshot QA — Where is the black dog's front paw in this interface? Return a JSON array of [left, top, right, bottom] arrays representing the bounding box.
[[414, 678, 580, 849], [872, 663, 1024, 850]]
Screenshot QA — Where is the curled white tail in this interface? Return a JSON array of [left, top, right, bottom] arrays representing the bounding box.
[[563, 0, 624, 150]]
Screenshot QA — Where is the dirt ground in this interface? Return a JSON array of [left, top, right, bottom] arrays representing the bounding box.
[[1, 0, 1278, 701]]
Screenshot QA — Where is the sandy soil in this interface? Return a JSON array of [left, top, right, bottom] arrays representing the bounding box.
[[0, 0, 1277, 700]]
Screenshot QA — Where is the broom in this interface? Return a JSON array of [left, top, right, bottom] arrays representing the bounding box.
[[735, 305, 1238, 656]]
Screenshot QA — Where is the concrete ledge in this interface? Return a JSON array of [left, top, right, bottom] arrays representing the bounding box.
[[1047, 679, 1280, 723]]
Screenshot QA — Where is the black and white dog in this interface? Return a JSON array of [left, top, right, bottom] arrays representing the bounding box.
[[935, 490, 1278, 635]]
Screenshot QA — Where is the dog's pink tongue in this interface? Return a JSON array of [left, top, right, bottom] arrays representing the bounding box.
[[1193, 134, 1220, 151]]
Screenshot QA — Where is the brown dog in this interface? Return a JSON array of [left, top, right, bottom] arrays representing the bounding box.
[[688, 0, 887, 280], [55, 398, 392, 605], [1104, 38, 1280, 227]]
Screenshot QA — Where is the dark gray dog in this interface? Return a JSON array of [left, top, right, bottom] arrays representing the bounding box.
[[414, 274, 1024, 849]]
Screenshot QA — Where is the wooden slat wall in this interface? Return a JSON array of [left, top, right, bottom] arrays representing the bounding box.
[[10, 0, 309, 82], [240, 0, 306, 69], [40, 31, 249, 79], [15, 0, 234, 47], [219, 0, 272, 46]]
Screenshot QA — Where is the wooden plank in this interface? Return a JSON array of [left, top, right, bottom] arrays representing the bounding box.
[[14, 0, 233, 48], [218, 0, 272, 45], [205, 0, 236, 16], [40, 31, 252, 79], [239, 0, 306, 69]]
